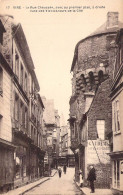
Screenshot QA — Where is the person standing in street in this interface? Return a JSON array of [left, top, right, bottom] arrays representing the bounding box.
[[63, 165, 67, 174], [87, 165, 96, 193], [79, 170, 83, 188], [58, 167, 62, 178]]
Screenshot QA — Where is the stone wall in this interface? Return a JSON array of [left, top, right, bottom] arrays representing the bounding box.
[[78, 34, 117, 76], [88, 79, 112, 140]]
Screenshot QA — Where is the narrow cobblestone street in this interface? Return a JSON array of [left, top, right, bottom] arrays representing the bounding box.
[[24, 168, 83, 195]]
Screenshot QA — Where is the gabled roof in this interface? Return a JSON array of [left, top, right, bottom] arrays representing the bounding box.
[[12, 23, 40, 91]]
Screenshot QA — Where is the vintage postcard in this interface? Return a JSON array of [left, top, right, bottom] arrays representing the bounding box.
[[0, 0, 123, 194]]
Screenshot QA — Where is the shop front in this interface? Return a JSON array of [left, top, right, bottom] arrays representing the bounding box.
[[0, 139, 15, 193], [38, 149, 45, 177], [109, 152, 123, 194], [13, 131, 31, 188]]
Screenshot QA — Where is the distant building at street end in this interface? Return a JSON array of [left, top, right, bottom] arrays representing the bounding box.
[[109, 28, 123, 195], [69, 12, 123, 188], [42, 97, 60, 173], [59, 114, 75, 167]]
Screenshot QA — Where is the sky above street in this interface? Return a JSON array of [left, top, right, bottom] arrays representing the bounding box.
[[0, 0, 123, 122]]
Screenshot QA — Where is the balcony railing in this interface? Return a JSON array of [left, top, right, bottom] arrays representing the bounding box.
[[12, 118, 28, 135]]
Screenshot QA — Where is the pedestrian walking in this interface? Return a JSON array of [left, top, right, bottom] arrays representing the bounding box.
[[63, 165, 67, 174], [87, 165, 96, 193], [58, 167, 62, 178], [79, 170, 83, 188]]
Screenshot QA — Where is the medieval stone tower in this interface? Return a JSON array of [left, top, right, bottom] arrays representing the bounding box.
[[69, 12, 123, 188]]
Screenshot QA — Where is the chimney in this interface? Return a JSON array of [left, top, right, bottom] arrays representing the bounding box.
[[107, 12, 119, 28]]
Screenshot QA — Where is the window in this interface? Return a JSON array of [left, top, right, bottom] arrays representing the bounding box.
[[53, 144, 56, 152], [34, 128, 36, 142], [81, 74, 86, 85], [0, 66, 3, 96], [15, 52, 19, 78], [31, 78, 34, 94], [0, 31, 3, 44], [31, 125, 33, 139], [20, 64, 23, 88], [37, 133, 39, 147], [20, 102, 23, 128], [0, 20, 6, 44], [113, 160, 120, 189], [89, 71, 95, 89], [71, 121, 76, 138], [31, 101, 34, 120], [114, 100, 120, 133], [65, 141, 67, 148], [96, 120, 105, 140], [98, 70, 104, 84], [25, 73, 28, 93], [15, 95, 19, 121], [25, 108, 28, 129]]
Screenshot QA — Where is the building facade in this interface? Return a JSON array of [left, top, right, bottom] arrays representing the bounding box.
[[110, 28, 123, 194], [66, 123, 75, 167], [42, 97, 60, 173], [59, 122, 75, 167], [0, 18, 15, 192], [69, 12, 123, 188], [52, 110, 60, 168], [0, 16, 46, 191]]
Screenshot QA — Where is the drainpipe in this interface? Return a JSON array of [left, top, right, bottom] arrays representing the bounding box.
[[91, 140, 102, 166]]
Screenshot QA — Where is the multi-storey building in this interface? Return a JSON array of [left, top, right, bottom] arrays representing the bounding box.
[[59, 122, 68, 166], [0, 17, 15, 193], [52, 110, 60, 168], [36, 94, 46, 177], [0, 16, 46, 190], [69, 12, 123, 188], [42, 97, 55, 173], [109, 28, 123, 195], [42, 97, 60, 172], [66, 123, 75, 167], [59, 118, 75, 166]]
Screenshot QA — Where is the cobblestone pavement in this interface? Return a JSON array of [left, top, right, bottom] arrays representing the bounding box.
[[24, 167, 83, 195]]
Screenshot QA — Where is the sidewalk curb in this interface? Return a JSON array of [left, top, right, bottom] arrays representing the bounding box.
[[50, 170, 57, 177], [20, 178, 50, 195], [20, 170, 57, 195], [74, 179, 86, 195]]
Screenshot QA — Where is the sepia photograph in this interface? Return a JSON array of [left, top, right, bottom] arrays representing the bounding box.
[[0, 0, 123, 194]]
